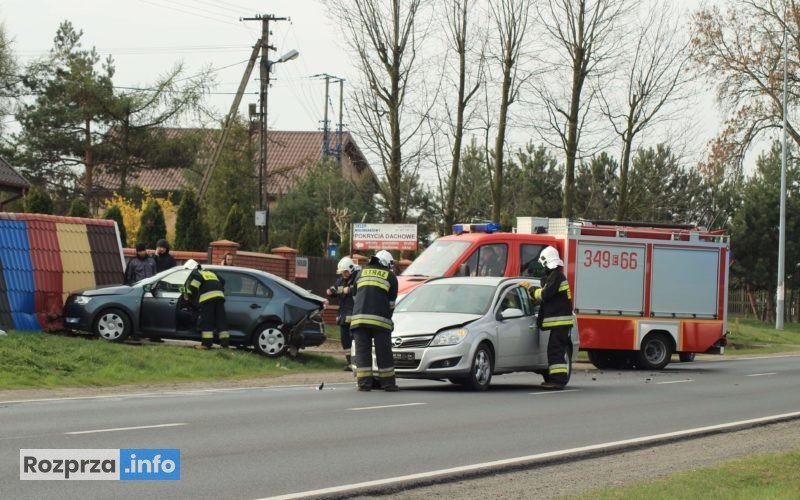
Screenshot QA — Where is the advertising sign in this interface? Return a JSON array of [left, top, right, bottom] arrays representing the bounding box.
[[352, 223, 418, 251]]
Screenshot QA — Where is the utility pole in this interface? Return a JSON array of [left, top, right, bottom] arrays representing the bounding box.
[[337, 78, 345, 166], [242, 14, 289, 247], [312, 73, 344, 163], [323, 74, 330, 160]]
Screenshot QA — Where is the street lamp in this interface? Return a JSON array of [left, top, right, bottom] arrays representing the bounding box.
[[259, 48, 299, 248]]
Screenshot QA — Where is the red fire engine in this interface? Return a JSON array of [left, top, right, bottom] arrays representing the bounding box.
[[398, 218, 729, 370]]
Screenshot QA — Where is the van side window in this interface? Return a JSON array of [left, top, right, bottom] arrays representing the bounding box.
[[467, 244, 508, 277], [521, 244, 546, 277]]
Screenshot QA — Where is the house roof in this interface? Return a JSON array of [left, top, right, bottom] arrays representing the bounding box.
[[93, 129, 373, 197], [0, 156, 31, 191]]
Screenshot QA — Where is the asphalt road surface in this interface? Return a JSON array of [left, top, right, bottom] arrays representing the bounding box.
[[1, 354, 799, 500]]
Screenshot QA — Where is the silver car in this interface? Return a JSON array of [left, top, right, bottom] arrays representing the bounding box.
[[391, 277, 579, 390]]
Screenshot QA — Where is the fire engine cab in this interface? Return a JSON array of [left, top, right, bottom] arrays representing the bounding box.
[[399, 217, 729, 370]]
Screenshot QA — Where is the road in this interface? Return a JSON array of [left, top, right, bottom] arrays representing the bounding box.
[[1, 354, 799, 500]]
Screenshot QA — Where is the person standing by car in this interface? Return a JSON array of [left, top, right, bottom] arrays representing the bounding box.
[[522, 246, 573, 390], [181, 259, 229, 349], [220, 252, 235, 266], [124, 242, 156, 284], [350, 250, 399, 392], [326, 256, 360, 371], [153, 238, 177, 273]]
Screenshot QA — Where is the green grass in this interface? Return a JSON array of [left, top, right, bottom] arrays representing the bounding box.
[[0, 332, 341, 391], [572, 448, 800, 500], [724, 316, 800, 355]]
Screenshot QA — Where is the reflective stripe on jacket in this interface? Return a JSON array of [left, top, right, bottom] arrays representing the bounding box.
[[187, 269, 225, 304], [536, 269, 573, 329], [350, 264, 398, 333]]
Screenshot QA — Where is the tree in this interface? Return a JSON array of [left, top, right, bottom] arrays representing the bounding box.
[[730, 142, 800, 320], [533, 0, 627, 217], [691, 1, 800, 164], [487, 0, 531, 222], [136, 198, 166, 248], [1, 22, 18, 139], [175, 190, 209, 251], [67, 198, 91, 217], [329, 0, 431, 223], [222, 203, 253, 251], [297, 221, 323, 257], [599, 0, 692, 220], [625, 144, 699, 223], [23, 186, 54, 214], [15, 21, 115, 206], [505, 143, 563, 222], [102, 205, 127, 247], [574, 152, 618, 220], [450, 139, 493, 225]]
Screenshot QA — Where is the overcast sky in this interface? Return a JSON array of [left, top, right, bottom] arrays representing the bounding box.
[[1, 0, 756, 173]]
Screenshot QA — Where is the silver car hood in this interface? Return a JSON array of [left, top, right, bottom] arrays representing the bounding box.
[[392, 312, 481, 336]]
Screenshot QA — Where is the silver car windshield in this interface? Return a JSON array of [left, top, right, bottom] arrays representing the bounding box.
[[395, 283, 495, 315], [402, 240, 471, 277]]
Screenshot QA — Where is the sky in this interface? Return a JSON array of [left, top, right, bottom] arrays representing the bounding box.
[[1, 0, 754, 176]]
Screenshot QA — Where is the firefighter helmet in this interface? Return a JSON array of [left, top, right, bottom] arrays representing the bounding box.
[[183, 259, 200, 270], [538, 246, 563, 270], [336, 257, 356, 274], [374, 250, 394, 268]]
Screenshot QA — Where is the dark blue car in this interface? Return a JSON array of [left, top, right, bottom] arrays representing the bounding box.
[[63, 265, 327, 357]]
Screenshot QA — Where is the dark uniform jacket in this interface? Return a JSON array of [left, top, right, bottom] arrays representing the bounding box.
[[533, 269, 573, 329], [185, 268, 226, 305], [330, 272, 357, 325], [350, 264, 398, 333], [124, 255, 156, 284], [153, 252, 177, 273]]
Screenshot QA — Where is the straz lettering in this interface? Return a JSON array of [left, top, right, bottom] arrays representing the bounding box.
[[360, 268, 389, 279]]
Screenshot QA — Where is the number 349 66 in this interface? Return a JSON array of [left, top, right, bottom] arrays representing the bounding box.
[[583, 250, 639, 270]]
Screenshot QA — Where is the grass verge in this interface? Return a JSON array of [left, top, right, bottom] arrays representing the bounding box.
[[572, 448, 800, 499], [0, 332, 340, 391], [724, 316, 800, 355]]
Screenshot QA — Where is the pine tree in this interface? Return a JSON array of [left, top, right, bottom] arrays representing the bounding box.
[[297, 221, 323, 257], [175, 190, 210, 251], [67, 198, 91, 217], [137, 199, 166, 248], [222, 203, 253, 250], [102, 205, 127, 247], [24, 187, 54, 214]]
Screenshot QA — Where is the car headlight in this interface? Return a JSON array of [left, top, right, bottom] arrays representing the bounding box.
[[431, 328, 467, 346], [73, 296, 92, 305]]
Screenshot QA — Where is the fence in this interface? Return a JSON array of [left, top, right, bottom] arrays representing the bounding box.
[[728, 288, 800, 322]]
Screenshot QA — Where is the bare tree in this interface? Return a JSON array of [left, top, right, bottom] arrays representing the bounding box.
[[329, 0, 431, 223], [440, 0, 485, 229], [532, 0, 627, 218], [488, 0, 531, 223], [599, 0, 693, 220]]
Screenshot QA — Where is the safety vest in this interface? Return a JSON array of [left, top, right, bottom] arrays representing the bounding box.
[[534, 269, 573, 329], [187, 269, 225, 304], [350, 264, 398, 332]]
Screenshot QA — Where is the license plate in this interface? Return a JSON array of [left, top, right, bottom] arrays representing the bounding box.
[[393, 352, 415, 361]]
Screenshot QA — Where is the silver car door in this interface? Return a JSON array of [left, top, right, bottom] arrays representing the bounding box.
[[494, 286, 535, 369]]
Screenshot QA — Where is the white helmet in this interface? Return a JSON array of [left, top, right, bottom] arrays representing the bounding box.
[[538, 246, 563, 269], [375, 250, 394, 268], [336, 257, 356, 274], [183, 259, 199, 270]]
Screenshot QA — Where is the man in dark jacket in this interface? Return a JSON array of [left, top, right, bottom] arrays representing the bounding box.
[[124, 243, 156, 284], [181, 259, 228, 349], [326, 256, 360, 371], [350, 250, 399, 392], [153, 239, 177, 273], [522, 246, 573, 390]]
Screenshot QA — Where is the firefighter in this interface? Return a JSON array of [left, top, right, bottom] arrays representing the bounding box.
[[181, 259, 229, 349], [522, 246, 573, 390], [350, 250, 399, 392], [326, 256, 360, 371]]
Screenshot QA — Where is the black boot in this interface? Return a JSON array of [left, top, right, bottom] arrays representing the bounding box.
[[343, 354, 352, 371]]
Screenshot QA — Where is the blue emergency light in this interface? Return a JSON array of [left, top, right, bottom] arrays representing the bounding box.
[[452, 222, 501, 234]]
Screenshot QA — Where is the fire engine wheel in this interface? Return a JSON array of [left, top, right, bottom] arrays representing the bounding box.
[[253, 322, 288, 358], [464, 344, 493, 391], [634, 333, 673, 370]]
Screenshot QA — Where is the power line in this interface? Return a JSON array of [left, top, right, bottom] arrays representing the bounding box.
[[136, 0, 244, 29]]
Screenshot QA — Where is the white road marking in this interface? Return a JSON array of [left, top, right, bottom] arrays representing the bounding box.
[[528, 389, 580, 395], [656, 379, 694, 385], [747, 372, 777, 377], [65, 423, 188, 435], [259, 410, 800, 500], [348, 402, 426, 411]]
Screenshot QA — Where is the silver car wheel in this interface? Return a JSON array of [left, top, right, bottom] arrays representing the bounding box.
[[97, 312, 126, 341], [474, 349, 491, 385], [256, 326, 287, 357]]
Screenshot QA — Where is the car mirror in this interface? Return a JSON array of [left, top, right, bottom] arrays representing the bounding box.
[[500, 308, 524, 320], [143, 283, 152, 294]]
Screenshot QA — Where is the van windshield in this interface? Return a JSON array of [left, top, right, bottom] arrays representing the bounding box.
[[402, 240, 472, 277]]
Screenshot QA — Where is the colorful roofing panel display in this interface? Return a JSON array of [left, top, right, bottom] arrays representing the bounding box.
[[56, 222, 97, 301], [26, 218, 64, 331], [0, 219, 39, 330]]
